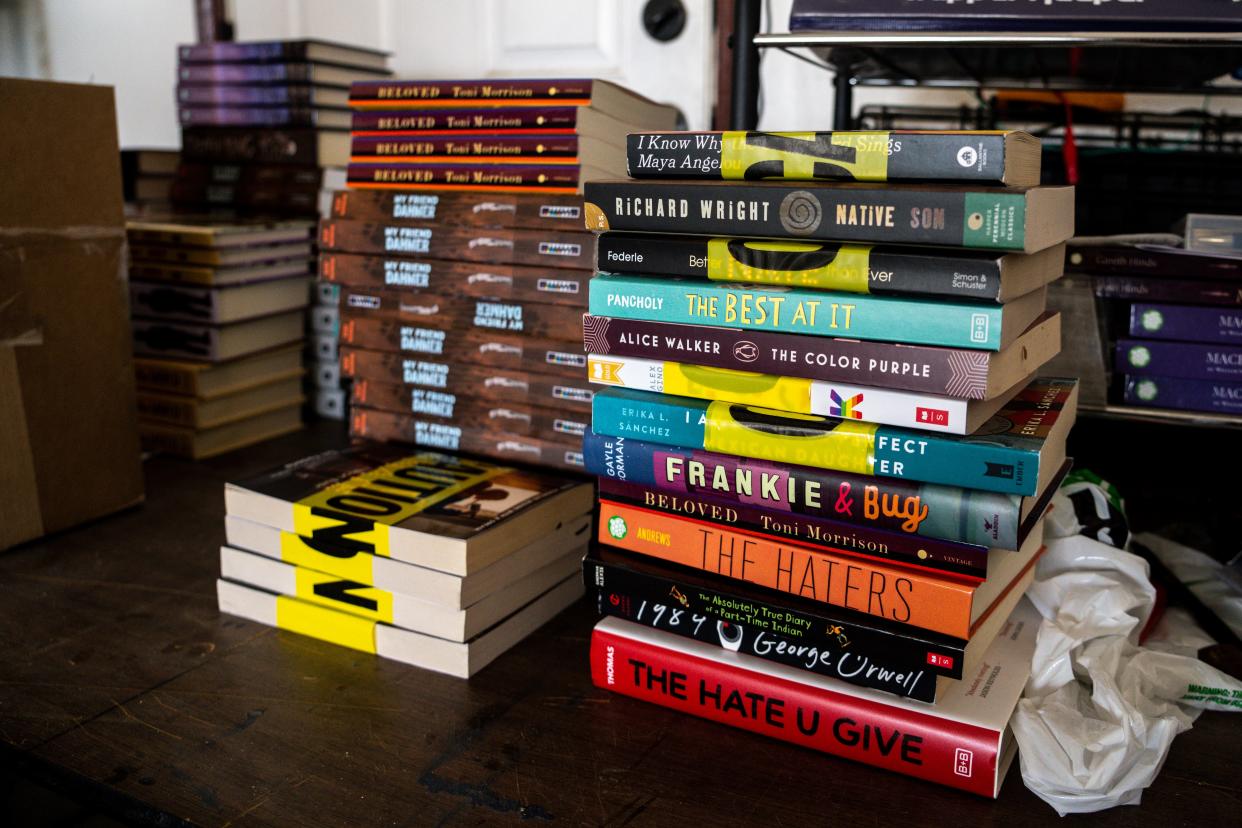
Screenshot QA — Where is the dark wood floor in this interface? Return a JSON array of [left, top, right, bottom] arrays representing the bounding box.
[[1, 419, 1237, 827]]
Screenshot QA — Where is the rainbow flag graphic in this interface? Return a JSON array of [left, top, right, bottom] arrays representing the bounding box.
[[829, 390, 864, 419]]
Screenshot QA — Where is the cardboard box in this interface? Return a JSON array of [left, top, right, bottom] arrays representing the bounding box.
[[0, 78, 144, 550]]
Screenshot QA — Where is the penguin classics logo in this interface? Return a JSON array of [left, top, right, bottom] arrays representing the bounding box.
[[829, 390, 864, 419], [607, 515, 627, 539]]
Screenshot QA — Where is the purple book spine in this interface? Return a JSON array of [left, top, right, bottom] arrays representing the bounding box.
[[1115, 338, 1242, 382], [1092, 275, 1242, 307], [1124, 375, 1242, 415], [1129, 304, 1242, 344]]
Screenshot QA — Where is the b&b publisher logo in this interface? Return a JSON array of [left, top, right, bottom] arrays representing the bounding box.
[[916, 407, 949, 427], [954, 748, 974, 778]]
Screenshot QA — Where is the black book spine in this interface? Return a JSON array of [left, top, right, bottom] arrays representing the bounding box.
[[1092, 275, 1242, 307], [584, 551, 963, 702], [1068, 246, 1242, 281], [584, 180, 1032, 249], [626, 132, 1011, 183], [594, 232, 1004, 300]]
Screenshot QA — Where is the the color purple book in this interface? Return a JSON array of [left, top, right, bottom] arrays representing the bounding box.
[[1093, 275, 1242, 307], [1129, 304, 1242, 344], [1124, 375, 1242, 416], [1115, 339, 1242, 382]]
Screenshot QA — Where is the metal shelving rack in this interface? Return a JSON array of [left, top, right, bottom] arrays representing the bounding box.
[[727, 0, 1242, 130]]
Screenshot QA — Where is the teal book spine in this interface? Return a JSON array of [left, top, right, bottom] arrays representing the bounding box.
[[588, 273, 1004, 350], [590, 387, 1046, 496]]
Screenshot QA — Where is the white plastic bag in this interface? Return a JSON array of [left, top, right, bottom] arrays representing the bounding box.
[[1010, 493, 1242, 815]]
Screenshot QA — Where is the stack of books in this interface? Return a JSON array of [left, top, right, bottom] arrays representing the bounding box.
[[175, 39, 391, 217], [315, 77, 678, 470], [345, 78, 679, 192], [1067, 238, 1242, 418], [120, 149, 179, 214], [128, 219, 313, 458], [217, 444, 592, 677], [578, 129, 1079, 796]]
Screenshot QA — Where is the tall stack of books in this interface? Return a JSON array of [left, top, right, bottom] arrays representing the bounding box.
[[216, 444, 592, 677], [578, 130, 1078, 796], [175, 38, 390, 217], [1067, 228, 1242, 419], [128, 219, 313, 458], [317, 78, 678, 470]]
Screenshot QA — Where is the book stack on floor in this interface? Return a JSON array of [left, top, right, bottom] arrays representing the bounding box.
[[128, 219, 314, 458], [578, 130, 1079, 796], [121, 149, 180, 215], [1066, 226, 1242, 419], [175, 39, 390, 217], [217, 444, 592, 677], [318, 78, 678, 470]]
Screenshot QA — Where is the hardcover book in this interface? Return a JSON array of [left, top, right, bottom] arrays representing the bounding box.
[[1123, 375, 1242, 416], [217, 574, 583, 678], [131, 311, 304, 362], [181, 126, 350, 167], [220, 545, 580, 643], [588, 273, 1047, 350], [177, 39, 390, 71], [581, 312, 1061, 400], [586, 353, 1029, 434], [1128, 303, 1242, 344], [133, 344, 304, 398], [589, 599, 1040, 797], [595, 232, 1064, 301], [224, 511, 592, 610], [596, 497, 1044, 637], [340, 349, 589, 404], [328, 189, 586, 230], [129, 277, 310, 324], [352, 379, 589, 439], [223, 444, 593, 576], [583, 180, 1075, 253], [319, 219, 593, 269], [347, 161, 583, 193], [338, 286, 583, 342], [581, 431, 1060, 553], [349, 408, 586, 473], [1067, 243, 1242, 280], [1115, 339, 1242, 382], [590, 378, 1078, 496], [338, 316, 587, 378], [320, 252, 589, 306], [626, 130, 1039, 186], [348, 79, 679, 130], [585, 545, 1035, 703]]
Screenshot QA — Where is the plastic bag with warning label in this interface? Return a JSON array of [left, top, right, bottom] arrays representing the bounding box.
[[1011, 489, 1242, 815]]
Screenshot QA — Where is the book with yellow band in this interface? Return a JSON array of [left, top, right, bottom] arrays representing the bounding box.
[[590, 379, 1077, 496], [626, 130, 1040, 186], [223, 444, 593, 576], [219, 545, 582, 642], [587, 353, 1028, 435], [594, 233, 1065, 302], [215, 573, 585, 678], [223, 512, 592, 610]]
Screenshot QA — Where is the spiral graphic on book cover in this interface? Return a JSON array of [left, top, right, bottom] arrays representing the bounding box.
[[779, 191, 823, 235], [944, 352, 988, 398], [582, 315, 612, 353]]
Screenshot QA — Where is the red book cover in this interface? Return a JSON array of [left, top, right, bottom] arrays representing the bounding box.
[[589, 602, 1039, 798]]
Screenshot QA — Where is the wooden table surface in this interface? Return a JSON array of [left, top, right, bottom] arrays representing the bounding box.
[[1, 421, 1238, 827]]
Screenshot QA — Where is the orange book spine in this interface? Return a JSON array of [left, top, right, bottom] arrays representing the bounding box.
[[597, 499, 978, 638]]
